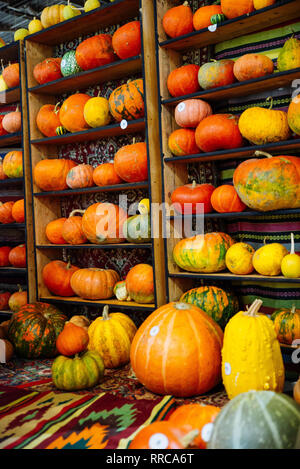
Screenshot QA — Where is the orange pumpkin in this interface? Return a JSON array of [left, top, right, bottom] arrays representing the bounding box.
[[125, 264, 154, 304], [2, 63, 20, 88], [42, 260, 79, 297], [167, 64, 200, 98], [36, 103, 61, 138], [93, 163, 124, 186], [70, 268, 120, 300], [193, 5, 223, 30], [233, 53, 274, 82], [2, 109, 22, 134], [46, 218, 67, 244], [168, 129, 200, 156], [162, 3, 194, 38], [59, 93, 91, 133], [174, 99, 212, 128], [75, 202, 128, 244], [198, 60, 236, 90], [75, 34, 115, 71], [130, 302, 223, 397], [34, 159, 77, 192], [0, 292, 11, 311], [221, 0, 254, 18], [12, 199, 24, 223], [0, 158, 8, 180], [195, 114, 243, 152], [0, 246, 11, 266], [8, 244, 26, 268], [3, 151, 23, 178], [61, 213, 87, 245], [211, 185, 247, 213], [114, 141, 148, 183], [0, 201, 15, 224], [112, 21, 141, 60], [108, 79, 144, 122], [56, 321, 89, 357], [8, 287, 28, 312], [168, 404, 221, 449], [171, 181, 215, 214], [129, 421, 197, 449], [66, 164, 94, 189], [33, 58, 62, 85]]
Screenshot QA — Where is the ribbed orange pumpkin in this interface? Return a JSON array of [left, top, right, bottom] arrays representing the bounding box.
[[114, 141, 148, 182], [33, 58, 62, 85], [211, 185, 247, 213], [66, 164, 94, 189], [8, 244, 26, 268], [93, 163, 123, 186], [221, 0, 254, 18], [108, 79, 144, 122], [167, 64, 200, 98], [233, 53, 274, 82], [42, 260, 79, 297], [59, 93, 91, 133], [175, 99, 212, 128], [36, 103, 61, 138], [126, 264, 154, 304], [168, 129, 200, 156], [46, 218, 67, 244], [61, 214, 87, 245], [0, 201, 15, 224], [34, 159, 77, 192], [112, 21, 141, 60], [56, 321, 89, 357], [130, 302, 223, 397], [2, 63, 20, 88], [171, 181, 215, 214], [162, 3, 194, 38], [12, 199, 25, 223], [75, 202, 128, 244], [193, 5, 223, 30], [195, 114, 243, 152], [70, 268, 120, 300], [75, 34, 115, 71]]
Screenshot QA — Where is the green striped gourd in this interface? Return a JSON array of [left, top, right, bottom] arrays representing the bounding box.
[[60, 50, 82, 77], [210, 13, 226, 25]]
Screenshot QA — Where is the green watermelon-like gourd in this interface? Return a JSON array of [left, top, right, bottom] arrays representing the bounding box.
[[61, 50, 82, 77], [277, 37, 300, 72], [123, 214, 151, 244], [210, 14, 226, 25], [180, 285, 239, 329], [8, 302, 67, 358], [207, 390, 300, 449]]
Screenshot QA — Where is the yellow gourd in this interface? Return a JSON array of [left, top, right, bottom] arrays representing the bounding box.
[[238, 97, 291, 145], [63, 1, 81, 20], [0, 75, 8, 92], [40, 5, 65, 29], [225, 242, 255, 275], [83, 96, 110, 128], [14, 29, 29, 41], [28, 18, 43, 34], [222, 299, 285, 399], [253, 0, 276, 9], [84, 0, 101, 12], [281, 233, 300, 278], [253, 241, 288, 276]]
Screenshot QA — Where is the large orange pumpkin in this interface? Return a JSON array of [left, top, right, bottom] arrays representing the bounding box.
[[61, 213, 87, 245], [42, 260, 79, 297], [75, 34, 115, 71], [108, 79, 144, 122], [130, 302, 223, 397], [36, 103, 61, 138], [70, 268, 120, 300], [193, 5, 223, 30], [114, 141, 148, 183], [59, 93, 91, 133], [8, 244, 26, 268], [162, 3, 194, 38], [112, 21, 141, 60], [167, 65, 200, 98], [12, 199, 25, 223], [125, 264, 154, 304], [195, 114, 243, 152], [0, 201, 15, 224], [34, 159, 77, 192], [93, 163, 123, 186], [221, 0, 254, 18], [46, 218, 67, 244], [75, 202, 128, 244]]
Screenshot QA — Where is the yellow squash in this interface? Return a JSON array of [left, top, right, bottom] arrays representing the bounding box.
[[40, 5, 65, 29], [253, 242, 288, 276], [281, 233, 300, 279], [222, 299, 285, 399]]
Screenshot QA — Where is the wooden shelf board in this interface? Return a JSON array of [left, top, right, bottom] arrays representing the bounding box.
[[31, 119, 145, 146], [169, 272, 300, 283], [0, 223, 25, 229], [36, 243, 152, 249], [162, 68, 300, 106], [159, 0, 299, 51], [0, 267, 26, 275], [34, 181, 149, 198], [168, 208, 300, 220], [0, 178, 23, 187], [0, 87, 20, 105], [39, 295, 156, 311], [0, 310, 12, 315], [26, 0, 140, 46], [164, 139, 300, 164], [29, 56, 142, 96], [0, 132, 22, 148]]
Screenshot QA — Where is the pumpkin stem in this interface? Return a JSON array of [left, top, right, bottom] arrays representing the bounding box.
[[102, 305, 110, 320], [54, 102, 60, 114], [291, 304, 296, 314], [254, 150, 273, 159], [247, 299, 263, 317], [266, 96, 273, 110], [17, 284, 23, 292], [69, 209, 85, 218], [179, 429, 199, 448], [192, 180, 197, 189], [133, 137, 136, 145], [263, 236, 268, 245], [290, 233, 295, 255], [183, 1, 189, 6]]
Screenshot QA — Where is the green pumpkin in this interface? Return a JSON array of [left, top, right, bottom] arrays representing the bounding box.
[[277, 37, 300, 72], [60, 50, 82, 77], [180, 285, 239, 329], [123, 214, 151, 244], [56, 126, 68, 136], [210, 13, 226, 25], [52, 350, 105, 391], [208, 391, 300, 449], [8, 302, 67, 358]]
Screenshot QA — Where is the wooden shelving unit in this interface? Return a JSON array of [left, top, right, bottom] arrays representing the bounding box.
[[24, 0, 166, 314], [155, 0, 300, 303]]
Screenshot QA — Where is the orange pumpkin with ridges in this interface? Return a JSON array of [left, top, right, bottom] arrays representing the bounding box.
[[75, 34, 115, 71], [233, 54, 274, 82], [167, 64, 200, 98], [36, 103, 61, 138], [211, 185, 247, 213], [34, 158, 77, 192], [93, 163, 123, 186], [33, 58, 62, 85], [8, 244, 26, 268], [162, 3, 194, 38], [70, 268, 120, 300], [195, 114, 243, 152], [56, 321, 89, 357], [114, 141, 148, 183], [59, 93, 91, 133], [171, 181, 215, 214], [66, 164, 94, 189], [42, 260, 79, 297], [46, 218, 67, 244], [2, 63, 20, 88], [168, 129, 200, 156], [61, 214, 87, 245], [12, 199, 25, 223], [175, 99, 212, 128], [130, 301, 223, 397], [0, 201, 15, 224], [109, 79, 144, 122], [112, 21, 141, 60], [126, 264, 154, 304], [221, 0, 254, 18]]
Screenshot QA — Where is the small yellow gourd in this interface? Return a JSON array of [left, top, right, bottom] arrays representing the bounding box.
[[83, 96, 110, 128], [281, 233, 300, 279], [84, 0, 101, 12], [253, 0, 276, 9], [222, 299, 285, 399], [225, 242, 255, 275], [28, 18, 43, 34], [0, 75, 8, 92], [253, 240, 288, 276]]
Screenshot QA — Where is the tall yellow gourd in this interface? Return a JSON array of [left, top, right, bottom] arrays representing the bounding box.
[[222, 299, 285, 399]]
